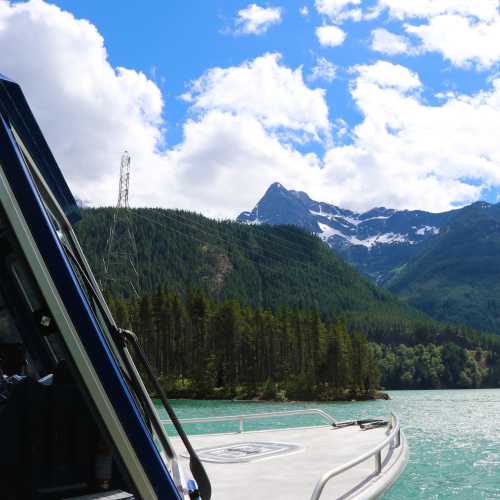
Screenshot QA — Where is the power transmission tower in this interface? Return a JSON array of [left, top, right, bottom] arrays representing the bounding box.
[[103, 151, 141, 297]]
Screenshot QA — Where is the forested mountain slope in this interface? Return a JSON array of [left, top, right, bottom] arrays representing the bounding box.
[[389, 202, 500, 334], [76, 207, 416, 322]]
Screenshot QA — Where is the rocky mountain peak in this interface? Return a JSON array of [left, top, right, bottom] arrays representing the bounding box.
[[237, 182, 454, 283]]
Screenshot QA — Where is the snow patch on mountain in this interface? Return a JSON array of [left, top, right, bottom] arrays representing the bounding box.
[[318, 221, 414, 248], [367, 232, 413, 246], [416, 225, 440, 236], [318, 222, 343, 240], [343, 232, 411, 248]]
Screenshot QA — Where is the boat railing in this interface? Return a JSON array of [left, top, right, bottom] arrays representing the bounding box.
[[161, 408, 336, 433], [309, 413, 402, 500]]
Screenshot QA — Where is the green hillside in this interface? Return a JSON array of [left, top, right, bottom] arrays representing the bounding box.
[[76, 207, 416, 321], [389, 203, 500, 334]]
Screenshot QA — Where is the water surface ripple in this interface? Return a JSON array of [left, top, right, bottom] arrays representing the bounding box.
[[159, 389, 500, 499]]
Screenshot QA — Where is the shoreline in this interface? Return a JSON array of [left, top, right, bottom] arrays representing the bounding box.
[[234, 390, 390, 403], [153, 390, 391, 403]]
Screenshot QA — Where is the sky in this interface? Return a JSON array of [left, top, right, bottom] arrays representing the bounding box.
[[1, 0, 500, 217]]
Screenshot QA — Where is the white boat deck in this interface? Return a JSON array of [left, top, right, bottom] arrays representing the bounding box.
[[171, 423, 408, 500]]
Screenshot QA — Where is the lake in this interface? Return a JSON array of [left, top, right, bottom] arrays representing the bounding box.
[[158, 389, 500, 499]]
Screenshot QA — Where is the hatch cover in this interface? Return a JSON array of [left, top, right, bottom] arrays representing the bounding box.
[[190, 441, 303, 463]]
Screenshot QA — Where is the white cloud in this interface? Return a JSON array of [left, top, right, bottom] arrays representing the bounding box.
[[406, 14, 500, 69], [315, 0, 361, 22], [371, 28, 411, 55], [0, 0, 164, 206], [376, 0, 499, 22], [308, 57, 337, 82], [318, 61, 500, 212], [164, 111, 323, 217], [171, 54, 330, 215], [300, 6, 309, 17], [316, 25, 346, 47], [184, 53, 330, 139], [234, 3, 282, 35], [373, 0, 500, 68], [353, 61, 420, 90]]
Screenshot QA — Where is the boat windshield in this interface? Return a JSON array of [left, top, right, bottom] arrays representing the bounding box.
[[8, 124, 181, 475]]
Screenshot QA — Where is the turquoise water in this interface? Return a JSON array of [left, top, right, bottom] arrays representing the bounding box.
[[158, 389, 500, 499]]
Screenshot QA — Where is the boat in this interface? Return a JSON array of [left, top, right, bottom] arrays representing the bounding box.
[[0, 73, 408, 499]]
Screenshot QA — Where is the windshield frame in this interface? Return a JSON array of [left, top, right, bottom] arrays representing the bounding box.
[[0, 113, 183, 499], [10, 120, 183, 460]]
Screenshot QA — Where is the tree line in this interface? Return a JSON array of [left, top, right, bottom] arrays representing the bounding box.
[[107, 288, 379, 400], [373, 343, 495, 390], [106, 288, 497, 400]]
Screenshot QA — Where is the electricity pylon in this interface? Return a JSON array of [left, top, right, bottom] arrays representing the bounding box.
[[103, 151, 140, 297]]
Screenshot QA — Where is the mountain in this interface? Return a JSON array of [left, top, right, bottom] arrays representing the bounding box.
[[388, 202, 500, 334], [238, 182, 456, 284], [238, 183, 500, 334]]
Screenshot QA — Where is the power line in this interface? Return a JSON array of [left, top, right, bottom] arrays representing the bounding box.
[[130, 210, 320, 275], [139, 207, 323, 266], [176, 209, 322, 262], [128, 210, 349, 295]]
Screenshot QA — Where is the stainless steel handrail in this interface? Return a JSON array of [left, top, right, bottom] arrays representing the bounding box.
[[310, 413, 402, 500], [160, 408, 336, 433]]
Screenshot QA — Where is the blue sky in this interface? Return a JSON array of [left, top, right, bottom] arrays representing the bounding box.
[[48, 0, 369, 146], [49, 0, 490, 147], [3, 0, 500, 216]]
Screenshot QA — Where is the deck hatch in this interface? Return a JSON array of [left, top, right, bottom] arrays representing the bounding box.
[[191, 441, 303, 463]]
